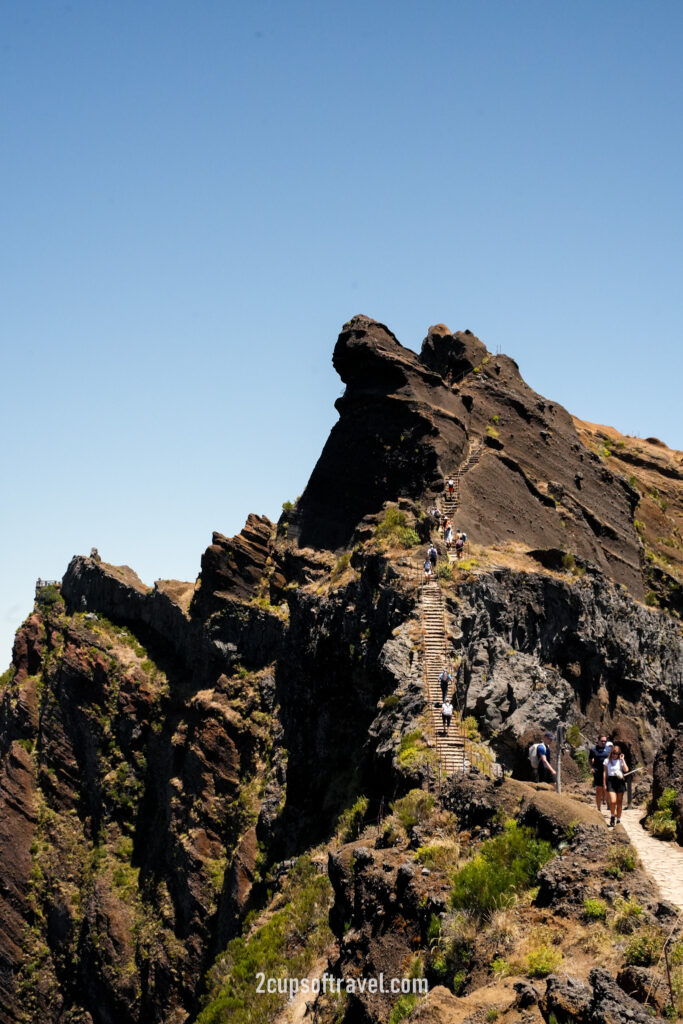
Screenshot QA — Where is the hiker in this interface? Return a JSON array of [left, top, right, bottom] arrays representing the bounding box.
[[447, 477, 455, 499], [442, 699, 453, 732], [430, 506, 441, 523], [445, 524, 453, 549], [439, 668, 452, 700], [423, 558, 433, 580], [536, 731, 557, 784], [589, 734, 613, 811], [428, 545, 438, 568], [604, 745, 628, 827], [454, 531, 465, 559]]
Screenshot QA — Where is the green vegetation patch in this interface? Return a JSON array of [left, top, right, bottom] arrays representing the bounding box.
[[450, 821, 553, 918], [374, 507, 420, 549], [396, 729, 437, 773], [391, 789, 435, 832], [583, 897, 607, 921], [336, 795, 369, 844], [647, 787, 678, 840], [524, 944, 562, 977], [197, 857, 333, 1024], [415, 840, 460, 872]]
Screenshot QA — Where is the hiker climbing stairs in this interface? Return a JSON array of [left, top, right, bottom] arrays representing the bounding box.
[[421, 579, 467, 776], [442, 439, 483, 522]]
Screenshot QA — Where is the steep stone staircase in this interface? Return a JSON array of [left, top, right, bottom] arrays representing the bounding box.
[[421, 579, 467, 777], [442, 439, 483, 522]]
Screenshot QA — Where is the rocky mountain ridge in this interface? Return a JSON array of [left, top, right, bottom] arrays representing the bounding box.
[[0, 316, 681, 1024]]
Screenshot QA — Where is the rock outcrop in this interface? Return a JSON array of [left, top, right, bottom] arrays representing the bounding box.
[[291, 316, 645, 598], [0, 317, 681, 1024]]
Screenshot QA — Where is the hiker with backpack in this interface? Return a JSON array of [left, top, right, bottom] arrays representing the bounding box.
[[442, 698, 453, 732], [529, 732, 557, 784], [455, 530, 467, 560], [589, 734, 613, 811], [423, 558, 433, 581], [428, 545, 438, 568], [447, 477, 455, 499], [439, 668, 452, 700], [604, 746, 628, 827]]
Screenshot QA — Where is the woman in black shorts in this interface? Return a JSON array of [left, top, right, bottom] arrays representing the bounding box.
[[604, 746, 628, 827]]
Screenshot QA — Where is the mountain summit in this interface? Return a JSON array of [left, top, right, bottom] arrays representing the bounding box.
[[292, 316, 643, 596], [0, 318, 681, 1024]]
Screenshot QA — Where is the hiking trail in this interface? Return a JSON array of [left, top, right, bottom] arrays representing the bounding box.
[[618, 808, 683, 912], [442, 439, 483, 525], [421, 578, 466, 777]]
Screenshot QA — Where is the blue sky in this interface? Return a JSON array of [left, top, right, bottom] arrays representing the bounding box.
[[2, 0, 682, 666]]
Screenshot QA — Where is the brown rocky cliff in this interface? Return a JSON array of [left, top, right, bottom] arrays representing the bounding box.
[[0, 316, 681, 1024], [291, 316, 643, 597], [0, 578, 277, 1024]]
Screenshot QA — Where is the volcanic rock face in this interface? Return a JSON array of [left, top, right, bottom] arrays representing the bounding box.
[[450, 569, 683, 769], [291, 317, 644, 597], [0, 316, 681, 1024]]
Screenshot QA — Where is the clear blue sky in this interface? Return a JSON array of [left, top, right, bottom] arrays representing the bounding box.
[[2, 0, 682, 667]]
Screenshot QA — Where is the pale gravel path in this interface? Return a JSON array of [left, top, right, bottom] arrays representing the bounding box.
[[618, 807, 683, 910]]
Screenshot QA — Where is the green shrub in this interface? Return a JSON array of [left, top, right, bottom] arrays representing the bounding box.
[[573, 748, 592, 781], [649, 810, 677, 839], [374, 507, 420, 549], [415, 841, 460, 872], [659, 788, 676, 813], [613, 897, 644, 934], [450, 821, 553, 918], [382, 694, 400, 710], [336, 796, 369, 843], [392, 790, 435, 832], [452, 970, 467, 994], [461, 716, 480, 741], [436, 562, 453, 581], [583, 898, 607, 921], [396, 730, 437, 772], [491, 957, 511, 977], [647, 788, 677, 839], [566, 723, 581, 747], [36, 584, 62, 608], [485, 1009, 499, 1022], [525, 945, 562, 977], [605, 845, 637, 878], [486, 424, 499, 439], [624, 929, 662, 966], [388, 994, 419, 1023]]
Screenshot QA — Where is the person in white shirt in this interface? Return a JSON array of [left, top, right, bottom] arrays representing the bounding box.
[[604, 746, 628, 827]]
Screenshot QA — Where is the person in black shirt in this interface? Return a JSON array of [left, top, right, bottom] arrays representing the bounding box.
[[589, 734, 612, 811]]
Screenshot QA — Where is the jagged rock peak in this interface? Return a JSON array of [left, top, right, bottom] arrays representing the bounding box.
[[420, 322, 489, 382], [332, 314, 427, 389]]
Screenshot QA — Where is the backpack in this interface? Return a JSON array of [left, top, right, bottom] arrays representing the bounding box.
[[461, 533, 467, 544], [528, 743, 540, 768]]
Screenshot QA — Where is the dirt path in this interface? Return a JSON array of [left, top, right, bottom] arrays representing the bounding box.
[[617, 807, 683, 910]]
